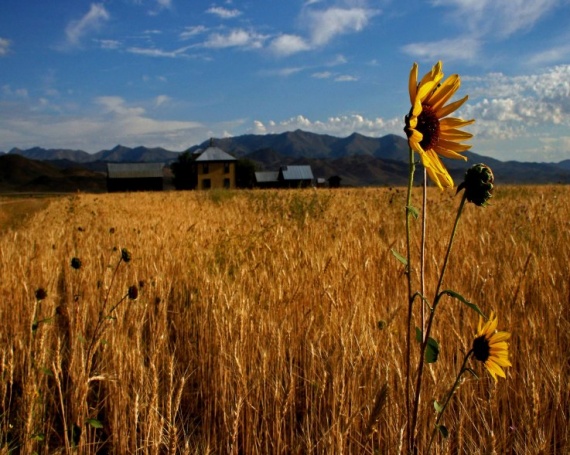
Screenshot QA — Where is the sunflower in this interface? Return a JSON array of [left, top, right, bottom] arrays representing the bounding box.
[[472, 312, 511, 381], [404, 61, 475, 189]]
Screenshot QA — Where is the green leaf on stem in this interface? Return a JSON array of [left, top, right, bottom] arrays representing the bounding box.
[[406, 205, 419, 219], [440, 290, 486, 318], [415, 327, 422, 343], [415, 327, 440, 363], [425, 337, 440, 363], [390, 249, 408, 266], [434, 400, 444, 413], [86, 418, 104, 429], [437, 424, 449, 438]]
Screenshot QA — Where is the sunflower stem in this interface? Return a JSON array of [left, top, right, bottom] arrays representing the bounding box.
[[405, 146, 416, 453], [421, 168, 427, 337], [427, 350, 474, 452], [410, 191, 468, 452]]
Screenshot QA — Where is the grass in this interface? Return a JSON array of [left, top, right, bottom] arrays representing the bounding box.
[[0, 187, 568, 454]]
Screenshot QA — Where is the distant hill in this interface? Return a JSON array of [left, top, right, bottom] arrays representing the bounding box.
[[4, 130, 570, 188], [0, 154, 106, 193], [9, 144, 180, 164]]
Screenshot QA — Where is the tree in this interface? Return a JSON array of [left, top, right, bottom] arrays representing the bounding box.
[[235, 158, 258, 189], [171, 151, 197, 190]]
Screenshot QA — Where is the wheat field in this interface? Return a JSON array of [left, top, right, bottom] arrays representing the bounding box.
[[0, 187, 568, 454]]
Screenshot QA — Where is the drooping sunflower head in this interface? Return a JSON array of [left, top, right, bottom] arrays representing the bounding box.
[[457, 163, 495, 206], [472, 311, 511, 382], [404, 61, 475, 189]]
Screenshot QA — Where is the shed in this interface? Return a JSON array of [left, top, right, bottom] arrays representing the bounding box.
[[107, 163, 165, 192], [254, 171, 280, 188], [278, 165, 314, 188]]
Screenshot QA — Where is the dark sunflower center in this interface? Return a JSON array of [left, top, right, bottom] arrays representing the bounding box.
[[417, 104, 440, 150], [472, 335, 491, 362]]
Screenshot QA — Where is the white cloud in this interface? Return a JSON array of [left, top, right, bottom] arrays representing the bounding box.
[[268, 6, 378, 56], [270, 34, 311, 56], [127, 45, 191, 58], [2, 85, 28, 98], [457, 65, 570, 150], [334, 75, 358, 82], [65, 4, 110, 47], [306, 7, 377, 46], [97, 39, 121, 50], [431, 0, 559, 38], [0, 38, 11, 56], [402, 37, 481, 62], [206, 7, 242, 19], [180, 26, 208, 40], [203, 29, 267, 49], [0, 96, 208, 153], [528, 43, 570, 67], [251, 114, 402, 138], [312, 71, 332, 79], [154, 95, 170, 107]]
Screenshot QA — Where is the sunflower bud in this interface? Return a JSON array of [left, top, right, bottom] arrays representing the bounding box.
[[127, 285, 139, 300], [70, 257, 82, 270], [35, 288, 48, 301], [121, 248, 132, 263], [457, 163, 494, 206]]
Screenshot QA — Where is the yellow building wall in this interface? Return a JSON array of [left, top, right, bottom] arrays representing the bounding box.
[[197, 161, 236, 190]]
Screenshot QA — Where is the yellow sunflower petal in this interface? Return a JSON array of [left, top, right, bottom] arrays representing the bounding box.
[[436, 139, 472, 152], [426, 74, 460, 109], [493, 356, 512, 367], [409, 63, 418, 105], [419, 60, 443, 88], [436, 95, 469, 118], [486, 360, 506, 379], [490, 331, 511, 343], [439, 129, 474, 141], [440, 117, 475, 130], [412, 80, 438, 116], [433, 145, 468, 161]]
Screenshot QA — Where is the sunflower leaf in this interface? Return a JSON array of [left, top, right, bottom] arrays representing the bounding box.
[[406, 205, 419, 219], [434, 400, 444, 413], [425, 337, 440, 363], [440, 290, 486, 318], [390, 249, 408, 267], [86, 418, 104, 429], [437, 424, 449, 439], [415, 327, 422, 343]]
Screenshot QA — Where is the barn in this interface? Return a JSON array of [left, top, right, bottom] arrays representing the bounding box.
[[106, 163, 165, 192]]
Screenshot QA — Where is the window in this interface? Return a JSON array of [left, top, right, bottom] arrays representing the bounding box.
[[223, 178, 230, 189], [202, 163, 209, 174], [224, 162, 230, 173], [202, 179, 211, 189]]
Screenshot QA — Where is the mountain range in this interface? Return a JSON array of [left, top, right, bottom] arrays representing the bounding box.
[[2, 130, 570, 191]]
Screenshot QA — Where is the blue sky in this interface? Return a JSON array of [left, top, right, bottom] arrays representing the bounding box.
[[1, 0, 570, 162]]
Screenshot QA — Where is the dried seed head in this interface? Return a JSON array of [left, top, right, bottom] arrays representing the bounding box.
[[457, 163, 494, 206], [71, 257, 82, 270], [35, 288, 48, 301], [128, 285, 139, 300], [121, 248, 132, 263]]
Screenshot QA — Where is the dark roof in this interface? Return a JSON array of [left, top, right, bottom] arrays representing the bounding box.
[[107, 163, 164, 179], [195, 146, 236, 162], [255, 171, 279, 183], [280, 165, 314, 181]]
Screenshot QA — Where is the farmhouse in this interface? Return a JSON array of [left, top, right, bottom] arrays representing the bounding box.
[[194, 144, 237, 190], [255, 165, 315, 188], [106, 163, 165, 192]]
